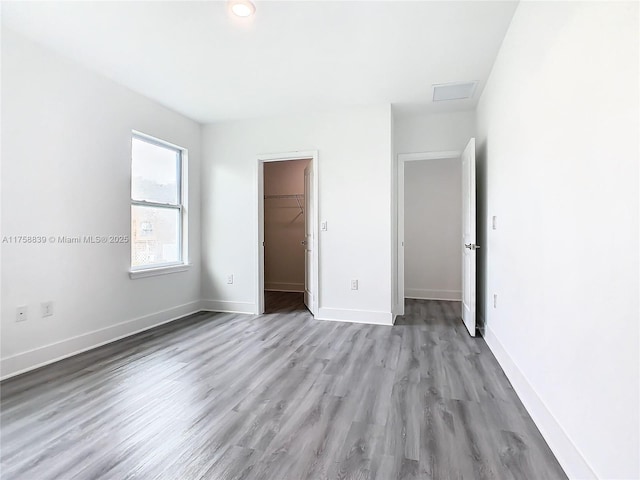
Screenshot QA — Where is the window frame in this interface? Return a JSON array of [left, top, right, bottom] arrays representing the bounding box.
[[129, 131, 189, 279]]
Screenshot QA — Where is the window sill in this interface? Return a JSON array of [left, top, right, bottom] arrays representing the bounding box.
[[129, 264, 191, 280]]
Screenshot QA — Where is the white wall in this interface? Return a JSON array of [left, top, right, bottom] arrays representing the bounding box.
[[394, 110, 475, 154], [201, 106, 394, 324], [1, 29, 202, 378], [404, 159, 462, 301], [264, 160, 310, 292], [476, 2, 639, 478]]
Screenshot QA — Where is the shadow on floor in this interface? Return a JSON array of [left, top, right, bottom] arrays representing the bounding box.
[[264, 291, 307, 314]]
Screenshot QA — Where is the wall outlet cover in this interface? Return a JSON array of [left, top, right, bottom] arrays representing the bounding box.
[[16, 305, 28, 322]]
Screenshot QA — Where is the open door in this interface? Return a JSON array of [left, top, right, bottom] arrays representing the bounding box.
[[462, 138, 478, 336], [303, 163, 314, 313]]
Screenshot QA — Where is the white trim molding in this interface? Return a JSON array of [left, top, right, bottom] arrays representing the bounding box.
[[396, 150, 463, 317], [0, 300, 201, 380], [200, 300, 256, 315], [129, 263, 191, 279], [398, 150, 462, 163], [483, 326, 598, 479], [316, 308, 394, 326], [256, 150, 319, 316]]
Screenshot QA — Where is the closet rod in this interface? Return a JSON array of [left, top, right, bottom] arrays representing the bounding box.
[[264, 193, 304, 214]]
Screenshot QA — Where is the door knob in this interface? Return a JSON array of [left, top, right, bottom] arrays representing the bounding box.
[[465, 243, 481, 250]]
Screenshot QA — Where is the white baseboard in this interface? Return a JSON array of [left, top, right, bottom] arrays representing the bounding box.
[[405, 288, 461, 301], [392, 302, 403, 323], [200, 299, 256, 315], [265, 282, 304, 293], [316, 307, 394, 326], [483, 326, 597, 480], [0, 300, 202, 380]]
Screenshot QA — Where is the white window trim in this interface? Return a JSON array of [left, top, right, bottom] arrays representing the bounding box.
[[129, 131, 189, 279], [129, 263, 191, 279]]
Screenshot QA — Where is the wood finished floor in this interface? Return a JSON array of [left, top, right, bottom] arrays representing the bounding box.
[[1, 294, 566, 480]]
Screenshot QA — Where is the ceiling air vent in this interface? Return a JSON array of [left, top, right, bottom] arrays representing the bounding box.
[[432, 81, 477, 102]]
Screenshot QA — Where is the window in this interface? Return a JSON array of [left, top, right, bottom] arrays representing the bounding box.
[[130, 132, 187, 276]]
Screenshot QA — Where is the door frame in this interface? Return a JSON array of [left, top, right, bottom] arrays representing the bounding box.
[[256, 150, 319, 316], [396, 150, 462, 316]]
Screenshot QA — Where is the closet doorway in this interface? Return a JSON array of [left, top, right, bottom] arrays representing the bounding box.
[[397, 151, 462, 311], [256, 151, 318, 316], [396, 141, 477, 336]]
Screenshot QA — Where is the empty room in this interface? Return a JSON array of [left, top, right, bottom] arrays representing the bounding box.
[[1, 1, 638, 479]]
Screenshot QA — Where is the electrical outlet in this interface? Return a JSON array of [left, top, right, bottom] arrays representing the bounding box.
[[492, 216, 497, 230], [227, 274, 234, 284], [493, 294, 498, 308], [321, 221, 328, 231], [41, 301, 54, 317], [351, 279, 358, 291], [16, 305, 27, 322]]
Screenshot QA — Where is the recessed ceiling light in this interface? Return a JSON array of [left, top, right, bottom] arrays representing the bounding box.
[[229, 0, 255, 18]]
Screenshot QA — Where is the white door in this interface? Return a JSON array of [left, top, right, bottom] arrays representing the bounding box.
[[462, 138, 478, 336], [303, 163, 314, 312]]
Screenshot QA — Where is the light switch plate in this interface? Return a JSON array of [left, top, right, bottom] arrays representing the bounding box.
[[41, 301, 54, 317]]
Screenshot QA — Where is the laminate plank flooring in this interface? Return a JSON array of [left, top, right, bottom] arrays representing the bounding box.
[[0, 296, 567, 479]]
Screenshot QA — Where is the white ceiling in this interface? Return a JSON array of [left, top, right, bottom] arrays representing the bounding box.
[[2, 1, 518, 124]]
